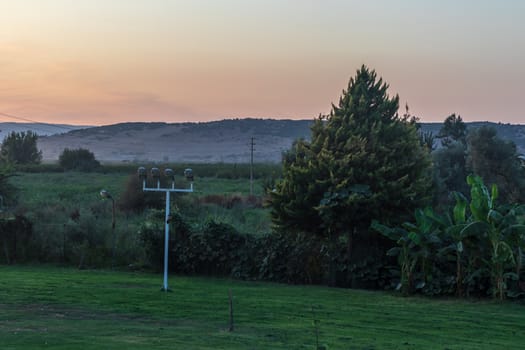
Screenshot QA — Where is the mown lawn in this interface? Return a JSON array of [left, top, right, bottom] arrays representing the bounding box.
[[0, 266, 524, 349]]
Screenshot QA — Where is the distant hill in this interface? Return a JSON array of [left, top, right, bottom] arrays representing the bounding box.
[[37, 119, 313, 163], [26, 119, 525, 163], [0, 122, 88, 141]]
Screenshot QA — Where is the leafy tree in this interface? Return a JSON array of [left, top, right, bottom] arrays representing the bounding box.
[[0, 131, 42, 165], [270, 65, 432, 261], [59, 148, 101, 171], [466, 126, 525, 203], [432, 114, 469, 207], [432, 142, 469, 207], [433, 119, 525, 207], [437, 113, 467, 147]]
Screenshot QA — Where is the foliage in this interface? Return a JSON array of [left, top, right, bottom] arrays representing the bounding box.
[[372, 208, 442, 296], [253, 232, 326, 284], [118, 174, 164, 213], [0, 163, 17, 206], [137, 208, 384, 287], [0, 214, 32, 264], [466, 126, 525, 203], [137, 210, 165, 270], [0, 131, 42, 165], [433, 118, 525, 208], [58, 148, 101, 171], [464, 175, 525, 299], [269, 66, 432, 289], [175, 219, 246, 275], [270, 66, 432, 240], [432, 114, 469, 208], [376, 175, 525, 299], [6, 164, 525, 300], [432, 142, 469, 207], [419, 130, 436, 151], [437, 113, 467, 147]]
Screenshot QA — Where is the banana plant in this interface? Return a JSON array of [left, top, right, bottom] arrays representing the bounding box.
[[371, 221, 416, 296], [372, 208, 441, 296], [463, 175, 524, 299], [436, 192, 470, 296], [489, 204, 525, 298], [507, 205, 525, 281]]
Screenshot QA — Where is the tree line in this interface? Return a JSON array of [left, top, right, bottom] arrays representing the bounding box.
[[268, 65, 525, 297]]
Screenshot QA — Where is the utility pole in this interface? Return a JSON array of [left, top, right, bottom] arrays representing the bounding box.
[[250, 137, 255, 196]]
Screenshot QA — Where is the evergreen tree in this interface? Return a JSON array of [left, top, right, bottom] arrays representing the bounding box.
[[270, 66, 432, 240]]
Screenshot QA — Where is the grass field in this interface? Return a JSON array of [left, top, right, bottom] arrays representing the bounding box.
[[11, 170, 271, 235], [1, 266, 524, 349], [11, 171, 266, 204]]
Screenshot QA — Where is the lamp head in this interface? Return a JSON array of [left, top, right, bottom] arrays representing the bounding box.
[[100, 189, 112, 199], [151, 167, 161, 178], [137, 166, 147, 179], [164, 168, 174, 178], [184, 168, 194, 181]]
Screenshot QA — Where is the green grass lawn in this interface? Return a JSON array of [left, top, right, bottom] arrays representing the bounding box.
[[1, 266, 524, 349]]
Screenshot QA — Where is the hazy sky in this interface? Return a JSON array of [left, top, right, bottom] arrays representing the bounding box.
[[1, 0, 524, 125]]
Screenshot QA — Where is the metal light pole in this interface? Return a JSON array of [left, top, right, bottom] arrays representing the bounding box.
[[100, 189, 116, 269], [138, 167, 194, 292]]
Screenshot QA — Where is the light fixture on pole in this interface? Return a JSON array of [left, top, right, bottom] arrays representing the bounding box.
[[138, 166, 194, 291]]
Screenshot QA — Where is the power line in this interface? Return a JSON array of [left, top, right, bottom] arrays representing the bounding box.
[[0, 111, 78, 135]]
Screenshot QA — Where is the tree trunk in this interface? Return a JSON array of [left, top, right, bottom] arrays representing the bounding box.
[[456, 250, 463, 297]]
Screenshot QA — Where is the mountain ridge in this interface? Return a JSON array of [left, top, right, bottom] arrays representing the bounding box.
[[1, 119, 524, 163]]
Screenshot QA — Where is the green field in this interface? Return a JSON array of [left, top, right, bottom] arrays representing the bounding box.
[[7, 171, 271, 267], [1, 265, 524, 349]]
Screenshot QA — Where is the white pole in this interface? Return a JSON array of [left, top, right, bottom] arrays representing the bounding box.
[[163, 190, 170, 291], [139, 167, 193, 292]]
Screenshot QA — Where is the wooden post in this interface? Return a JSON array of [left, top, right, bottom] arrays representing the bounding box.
[[228, 289, 234, 332]]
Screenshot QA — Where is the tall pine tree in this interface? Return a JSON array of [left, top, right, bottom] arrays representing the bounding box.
[[270, 65, 432, 241]]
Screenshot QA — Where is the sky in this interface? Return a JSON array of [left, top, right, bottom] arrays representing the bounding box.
[[1, 0, 524, 126]]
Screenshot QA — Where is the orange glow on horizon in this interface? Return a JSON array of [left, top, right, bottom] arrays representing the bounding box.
[[1, 1, 524, 126]]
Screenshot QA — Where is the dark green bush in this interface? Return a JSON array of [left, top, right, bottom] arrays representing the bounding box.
[[0, 214, 33, 264], [137, 210, 165, 271], [118, 174, 164, 213], [137, 210, 396, 287], [59, 148, 101, 172], [173, 220, 246, 275]]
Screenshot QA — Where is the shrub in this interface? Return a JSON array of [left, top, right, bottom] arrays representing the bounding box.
[[59, 148, 101, 171], [174, 220, 246, 275], [118, 174, 164, 213], [0, 214, 33, 264]]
